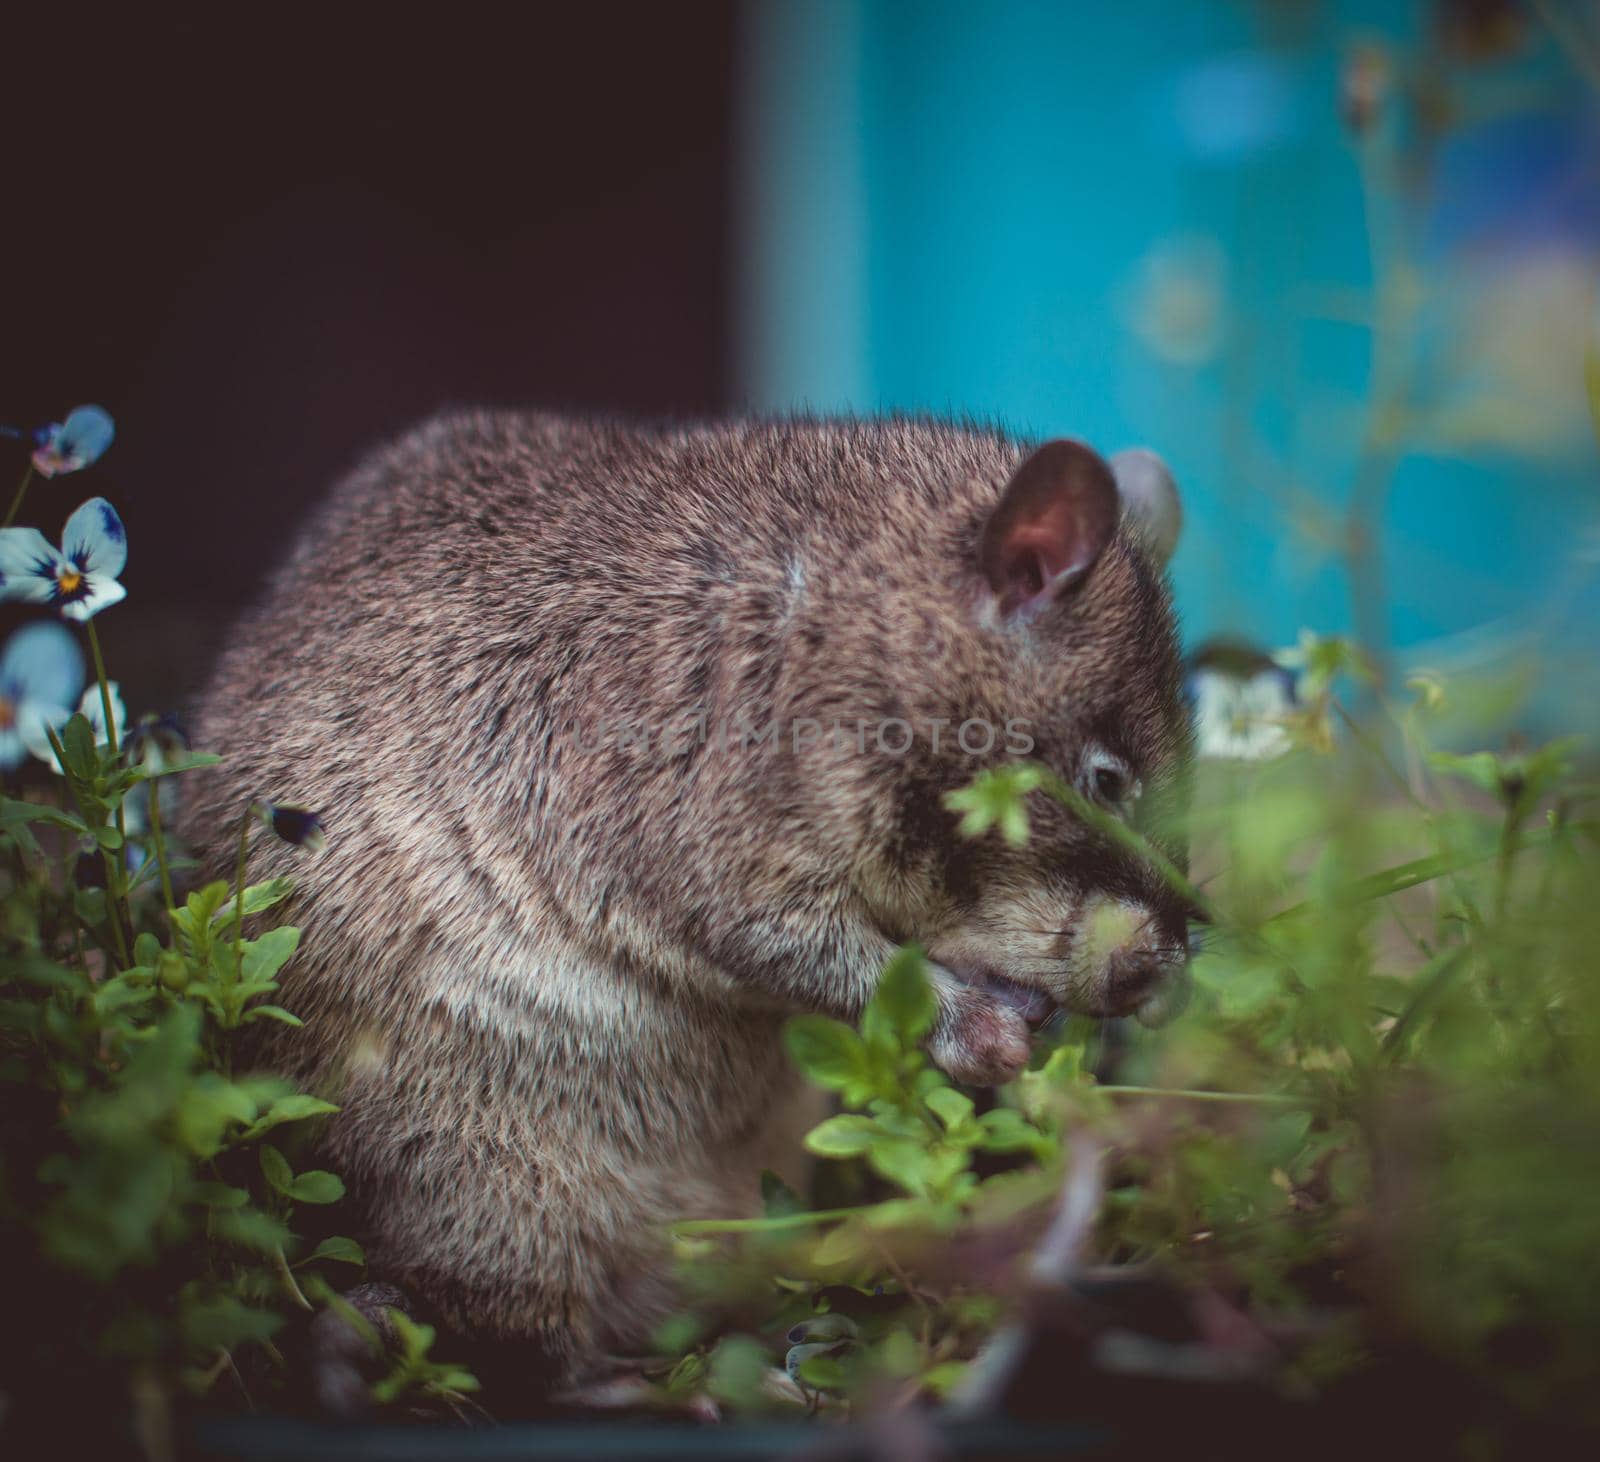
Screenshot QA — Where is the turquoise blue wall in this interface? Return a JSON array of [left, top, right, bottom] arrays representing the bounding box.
[[738, 0, 1600, 727]]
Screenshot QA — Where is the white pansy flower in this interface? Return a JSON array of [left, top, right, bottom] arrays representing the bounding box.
[[0, 622, 85, 772], [1186, 640, 1297, 762], [0, 496, 128, 621], [1190, 669, 1294, 761]]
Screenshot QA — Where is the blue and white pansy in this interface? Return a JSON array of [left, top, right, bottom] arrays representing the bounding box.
[[0, 622, 86, 772], [0, 497, 128, 621], [1184, 638, 1297, 761], [31, 405, 116, 478], [24, 681, 126, 773]]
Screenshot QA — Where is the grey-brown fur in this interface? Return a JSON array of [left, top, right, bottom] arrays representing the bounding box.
[[182, 411, 1192, 1384]]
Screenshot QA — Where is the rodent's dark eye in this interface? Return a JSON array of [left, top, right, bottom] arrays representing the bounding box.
[[1094, 766, 1128, 804]]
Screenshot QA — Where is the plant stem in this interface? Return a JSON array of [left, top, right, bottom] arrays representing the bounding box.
[[1, 465, 33, 529], [195, 1349, 233, 1394], [85, 617, 133, 951], [273, 1246, 313, 1312], [1095, 1085, 1308, 1107], [84, 617, 121, 761], [674, 1202, 904, 1236], [46, 718, 130, 967], [1039, 770, 1217, 923], [1493, 798, 1528, 926], [1265, 826, 1554, 925], [1380, 946, 1468, 1059]]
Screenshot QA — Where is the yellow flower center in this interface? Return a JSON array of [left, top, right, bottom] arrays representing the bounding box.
[[58, 568, 83, 595]]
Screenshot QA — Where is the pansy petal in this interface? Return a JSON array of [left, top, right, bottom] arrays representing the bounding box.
[[0, 622, 85, 712], [18, 701, 73, 770], [77, 681, 126, 746], [0, 529, 65, 603], [32, 405, 117, 478], [29, 425, 66, 478], [59, 575, 126, 623], [61, 498, 128, 580], [37, 405, 115, 478]]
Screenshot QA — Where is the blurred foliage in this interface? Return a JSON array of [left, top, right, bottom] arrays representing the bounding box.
[[653, 649, 1600, 1449]]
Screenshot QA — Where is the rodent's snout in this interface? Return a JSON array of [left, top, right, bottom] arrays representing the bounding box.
[[1088, 946, 1192, 1028], [1096, 947, 1175, 1016], [925, 888, 1196, 1036], [1065, 894, 1193, 1028]]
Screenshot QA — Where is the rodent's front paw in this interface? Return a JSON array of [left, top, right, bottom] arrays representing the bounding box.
[[926, 985, 1032, 1087]]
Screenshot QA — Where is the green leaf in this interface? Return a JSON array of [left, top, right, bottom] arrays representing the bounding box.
[[945, 765, 1045, 846], [867, 1137, 937, 1197], [73, 886, 108, 929], [1, 796, 89, 839], [179, 881, 232, 936], [925, 1086, 975, 1133], [214, 1207, 294, 1255], [91, 980, 156, 1017], [389, 1309, 436, 1361], [302, 1235, 366, 1267], [1194, 954, 1283, 1018], [140, 750, 223, 778], [240, 926, 300, 985], [922, 1361, 970, 1396], [804, 1114, 878, 1157], [7, 957, 90, 995], [976, 1107, 1046, 1153], [795, 1350, 848, 1390], [1426, 750, 1504, 798], [863, 945, 938, 1047], [260, 1143, 295, 1196], [810, 1221, 869, 1267], [243, 1004, 304, 1027], [785, 1015, 868, 1091], [1017, 1038, 1089, 1119], [652, 1312, 707, 1357], [706, 1335, 770, 1407], [287, 1169, 346, 1205], [760, 1169, 804, 1219], [663, 1351, 709, 1397], [212, 878, 296, 930], [59, 713, 99, 781], [1260, 1110, 1313, 1168], [244, 1093, 340, 1139], [180, 1291, 284, 1351]]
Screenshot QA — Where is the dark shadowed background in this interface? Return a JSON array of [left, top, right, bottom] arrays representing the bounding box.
[[3, 7, 737, 712], [6, 2, 1597, 739]]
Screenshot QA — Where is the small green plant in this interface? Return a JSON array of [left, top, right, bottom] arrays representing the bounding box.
[[0, 414, 474, 1447], [654, 637, 1600, 1444]]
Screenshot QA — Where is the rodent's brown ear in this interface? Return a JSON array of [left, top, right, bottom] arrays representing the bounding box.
[[979, 439, 1119, 620]]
